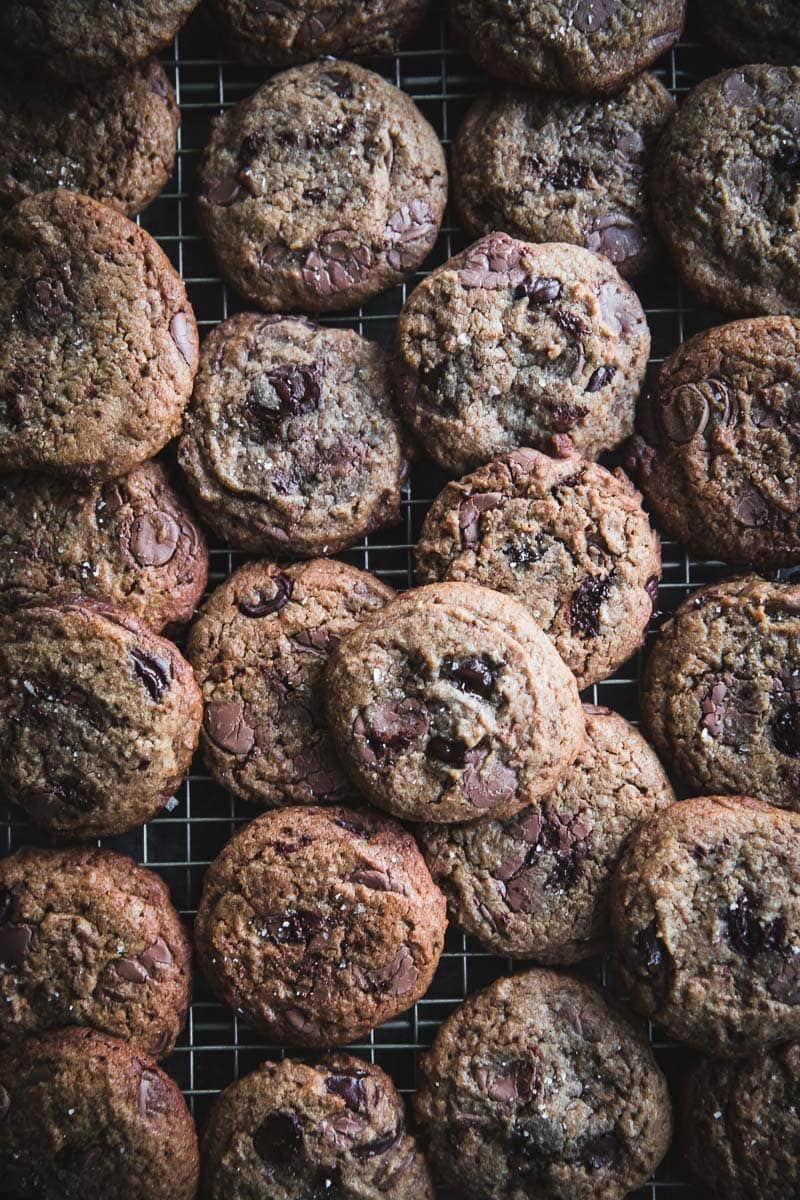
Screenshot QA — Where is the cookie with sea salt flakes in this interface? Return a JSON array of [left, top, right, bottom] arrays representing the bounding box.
[[196, 59, 447, 313], [186, 558, 395, 808], [394, 233, 650, 474]]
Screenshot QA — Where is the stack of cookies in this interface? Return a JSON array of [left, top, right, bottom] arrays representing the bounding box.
[[3, 0, 800, 1197]]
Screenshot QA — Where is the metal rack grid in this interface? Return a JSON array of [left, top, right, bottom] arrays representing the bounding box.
[[0, 4, 738, 1196]]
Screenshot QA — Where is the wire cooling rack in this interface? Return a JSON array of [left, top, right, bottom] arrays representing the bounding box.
[[0, 5, 740, 1196]]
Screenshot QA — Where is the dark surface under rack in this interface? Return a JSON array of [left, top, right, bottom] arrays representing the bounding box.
[[0, 5, 747, 1197]]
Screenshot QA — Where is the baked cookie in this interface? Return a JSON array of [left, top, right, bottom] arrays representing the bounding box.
[[395, 233, 650, 474], [324, 582, 584, 824], [415, 968, 672, 1200], [627, 317, 800, 569], [0, 1027, 199, 1200], [415, 449, 660, 687], [0, 598, 202, 839], [0, 461, 208, 634], [187, 558, 394, 808], [449, 0, 685, 94], [611, 794, 800, 1056], [201, 1053, 434, 1199], [452, 75, 675, 277], [208, 0, 430, 66], [641, 575, 800, 810], [196, 60, 447, 313], [703, 0, 800, 66], [178, 313, 408, 555], [0, 0, 201, 81], [194, 805, 447, 1046], [651, 65, 800, 317], [0, 190, 198, 481], [418, 706, 674, 962], [0, 846, 191, 1059], [0, 60, 179, 217], [680, 1042, 800, 1200]]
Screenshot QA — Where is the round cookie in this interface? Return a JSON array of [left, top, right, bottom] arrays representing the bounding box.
[[627, 316, 800, 569], [0, 598, 202, 839], [0, 461, 208, 634], [611, 794, 800, 1056], [415, 968, 672, 1200], [641, 575, 800, 811], [452, 75, 675, 278], [680, 1042, 800, 1200], [651, 65, 800, 317], [324, 582, 584, 824], [449, 0, 685, 95], [0, 60, 179, 217], [187, 558, 394, 808], [208, 0, 430, 66], [0, 0, 201, 82], [196, 60, 447, 313], [201, 1053, 434, 1200], [194, 805, 447, 1046], [418, 705, 674, 962], [178, 313, 408, 555], [0, 846, 191, 1059], [415, 449, 660, 687], [0, 1027, 199, 1200], [703, 0, 800, 66], [0, 190, 198, 481], [395, 233, 650, 474]]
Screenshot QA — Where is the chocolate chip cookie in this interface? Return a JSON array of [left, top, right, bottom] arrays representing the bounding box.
[[415, 968, 672, 1200], [201, 1053, 434, 1199], [641, 575, 800, 810], [703, 0, 800, 67], [0, 461, 208, 634], [178, 313, 408, 555], [0, 598, 202, 839], [0, 190, 198, 481], [187, 558, 394, 808], [449, 0, 685, 94], [194, 805, 447, 1046], [196, 60, 447, 313], [651, 65, 800, 317], [0, 846, 191, 1059], [208, 0, 430, 66], [627, 316, 800, 569], [0, 1027, 199, 1200], [612, 794, 800, 1056], [395, 233, 650, 474], [324, 582, 584, 824], [0, 0, 201, 81], [0, 60, 179, 217], [418, 706, 674, 963], [415, 449, 660, 687], [452, 74, 675, 277], [680, 1042, 800, 1200]]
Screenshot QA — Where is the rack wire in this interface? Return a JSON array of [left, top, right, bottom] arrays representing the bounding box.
[[0, 4, 736, 1195]]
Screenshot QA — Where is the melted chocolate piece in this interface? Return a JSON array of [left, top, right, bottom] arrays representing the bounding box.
[[252, 1109, 303, 1164], [130, 649, 171, 701], [439, 655, 496, 701], [238, 572, 294, 617]]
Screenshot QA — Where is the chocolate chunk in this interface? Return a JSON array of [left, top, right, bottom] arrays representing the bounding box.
[[554, 309, 592, 340], [292, 627, 339, 657], [504, 871, 541, 913], [586, 214, 644, 263], [238, 572, 293, 617], [770, 960, 800, 1004], [514, 275, 562, 304], [111, 956, 149, 984], [463, 752, 517, 808], [319, 1110, 366, 1147], [324, 70, 354, 98], [203, 698, 255, 755], [351, 1126, 402, 1159], [585, 365, 617, 393], [723, 72, 758, 103], [570, 0, 620, 32], [579, 1130, 619, 1169], [633, 919, 670, 998], [547, 157, 589, 190], [247, 364, 320, 431], [701, 680, 728, 739], [474, 1058, 537, 1103], [205, 175, 242, 205], [772, 701, 800, 757], [735, 489, 769, 527], [0, 924, 32, 967], [569, 574, 612, 637], [440, 655, 496, 700], [457, 234, 525, 289], [353, 699, 430, 766], [302, 231, 372, 296], [325, 1071, 366, 1112], [645, 575, 660, 609], [130, 648, 172, 701], [137, 1068, 169, 1118], [348, 869, 395, 892], [506, 810, 543, 844], [427, 735, 468, 767], [264, 908, 327, 949], [128, 512, 180, 567], [169, 312, 195, 366], [95, 481, 126, 529], [370, 945, 417, 996], [725, 893, 786, 957], [459, 491, 504, 545], [292, 750, 346, 799], [550, 401, 588, 431], [139, 937, 173, 974], [284, 1008, 323, 1039], [385, 199, 436, 270], [252, 1109, 303, 1163]]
